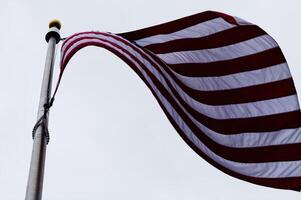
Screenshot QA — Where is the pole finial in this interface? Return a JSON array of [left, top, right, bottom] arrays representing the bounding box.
[[49, 19, 61, 30], [46, 20, 61, 43]]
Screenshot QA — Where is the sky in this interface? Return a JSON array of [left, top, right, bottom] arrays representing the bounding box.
[[1, 0, 301, 199]]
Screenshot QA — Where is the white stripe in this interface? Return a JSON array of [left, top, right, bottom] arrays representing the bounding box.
[[234, 16, 253, 25], [62, 37, 301, 178], [62, 33, 299, 120], [135, 18, 236, 47], [190, 111, 301, 148], [171, 63, 291, 91], [157, 35, 278, 64], [62, 34, 301, 149]]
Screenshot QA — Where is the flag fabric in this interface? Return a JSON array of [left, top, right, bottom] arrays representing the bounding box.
[[59, 11, 301, 191]]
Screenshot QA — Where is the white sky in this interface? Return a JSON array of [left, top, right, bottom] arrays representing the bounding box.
[[1, 0, 301, 199]]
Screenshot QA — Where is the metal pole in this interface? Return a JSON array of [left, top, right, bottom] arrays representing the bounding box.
[[25, 20, 61, 200]]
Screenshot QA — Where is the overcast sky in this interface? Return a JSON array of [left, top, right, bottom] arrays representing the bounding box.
[[1, 0, 301, 199]]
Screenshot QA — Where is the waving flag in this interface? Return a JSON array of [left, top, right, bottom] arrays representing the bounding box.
[[60, 11, 301, 191]]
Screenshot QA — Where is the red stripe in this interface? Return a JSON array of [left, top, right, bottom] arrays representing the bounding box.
[[144, 25, 266, 53], [118, 11, 238, 41], [61, 38, 301, 190], [61, 31, 99, 58], [168, 47, 286, 77]]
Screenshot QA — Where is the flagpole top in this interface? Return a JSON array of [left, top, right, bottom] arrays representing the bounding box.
[[49, 19, 61, 30], [46, 19, 61, 43]]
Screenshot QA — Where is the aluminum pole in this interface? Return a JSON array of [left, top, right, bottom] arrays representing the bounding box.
[[25, 20, 61, 200]]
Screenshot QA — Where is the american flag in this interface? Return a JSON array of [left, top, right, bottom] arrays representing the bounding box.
[[60, 11, 301, 191]]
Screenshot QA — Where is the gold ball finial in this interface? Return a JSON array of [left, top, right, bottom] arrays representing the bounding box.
[[49, 19, 61, 30]]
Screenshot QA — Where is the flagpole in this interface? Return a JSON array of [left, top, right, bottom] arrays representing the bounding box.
[[25, 20, 61, 200]]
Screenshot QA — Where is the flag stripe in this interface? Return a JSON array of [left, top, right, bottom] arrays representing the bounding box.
[[157, 35, 278, 64], [143, 25, 266, 53], [118, 11, 238, 41], [135, 17, 236, 47], [234, 16, 253, 25], [168, 47, 286, 77], [191, 115, 301, 148], [169, 62, 291, 91]]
